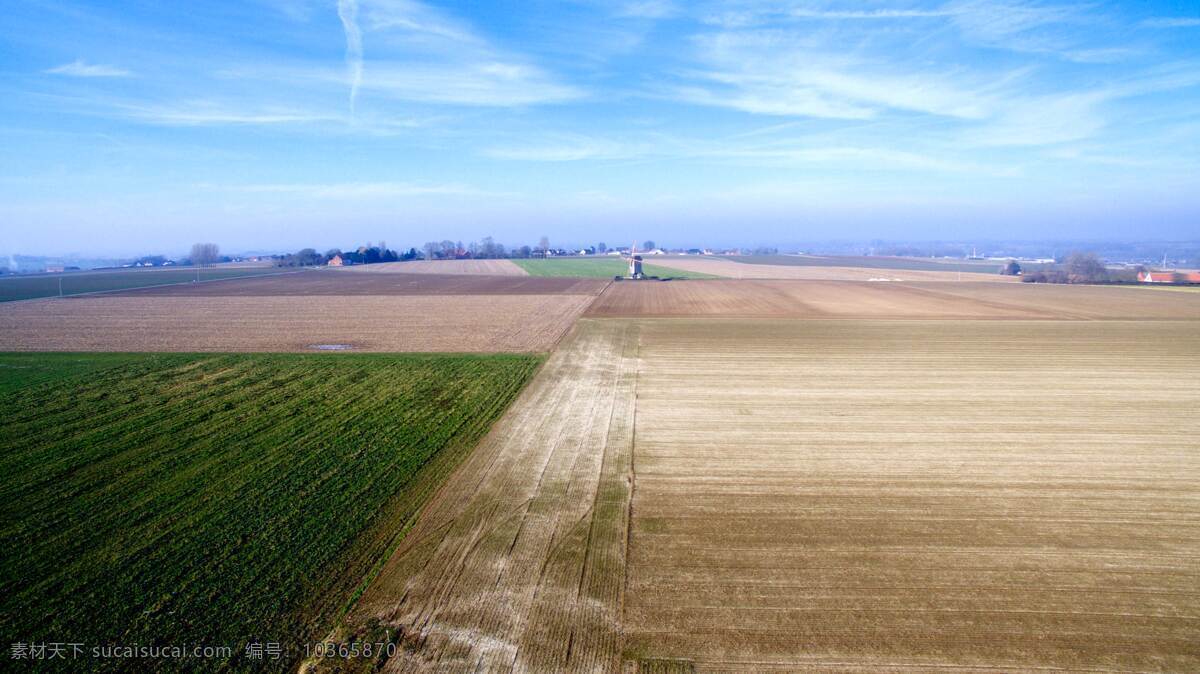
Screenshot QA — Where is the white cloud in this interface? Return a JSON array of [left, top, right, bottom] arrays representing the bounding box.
[[701, 4, 956, 27], [118, 101, 335, 126], [789, 8, 955, 20], [967, 92, 1108, 146], [946, 0, 1092, 57], [1141, 17, 1200, 28], [359, 62, 582, 106], [480, 127, 1012, 176], [361, 0, 480, 43], [46, 60, 130, 78], [617, 1, 678, 19], [1062, 47, 1140, 64], [963, 65, 1200, 147], [671, 81, 877, 119], [331, 0, 582, 107], [674, 32, 992, 120], [484, 135, 640, 161], [703, 144, 1011, 175], [337, 0, 363, 113], [948, 0, 1076, 40], [206, 181, 506, 199]]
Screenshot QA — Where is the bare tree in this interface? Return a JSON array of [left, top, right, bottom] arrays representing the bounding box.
[[538, 236, 550, 257], [423, 242, 437, 260], [1065, 252, 1108, 283], [190, 243, 220, 267]]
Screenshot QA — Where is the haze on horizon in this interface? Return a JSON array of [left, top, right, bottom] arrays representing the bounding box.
[[1, 0, 1198, 257]]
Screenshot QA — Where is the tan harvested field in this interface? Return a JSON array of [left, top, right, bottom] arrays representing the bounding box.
[[113, 270, 607, 296], [650, 256, 1018, 282], [330, 316, 1200, 672], [338, 318, 638, 672], [0, 295, 594, 352], [587, 279, 1200, 319], [340, 259, 529, 275]]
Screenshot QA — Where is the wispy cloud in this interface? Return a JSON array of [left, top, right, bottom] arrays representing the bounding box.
[[359, 62, 581, 106], [8, 0, 1199, 247], [46, 60, 130, 78], [946, 0, 1094, 57], [789, 8, 954, 20], [965, 63, 1200, 146], [119, 101, 336, 126], [361, 0, 478, 42], [967, 91, 1107, 146], [700, 4, 954, 28], [711, 145, 1011, 175], [1062, 47, 1140, 64], [333, 0, 581, 107], [1141, 17, 1200, 29], [207, 181, 506, 198], [337, 0, 363, 113], [617, 1, 678, 19], [673, 31, 992, 120], [480, 128, 1012, 176], [484, 135, 640, 161]]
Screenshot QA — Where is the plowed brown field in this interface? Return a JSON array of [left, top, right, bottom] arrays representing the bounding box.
[[587, 280, 1200, 319], [623, 319, 1200, 671], [111, 271, 607, 296], [0, 295, 594, 352], [340, 259, 528, 275], [650, 256, 1017, 281], [329, 316, 1200, 672]]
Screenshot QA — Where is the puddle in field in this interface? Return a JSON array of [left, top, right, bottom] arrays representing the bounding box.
[[308, 344, 354, 351]]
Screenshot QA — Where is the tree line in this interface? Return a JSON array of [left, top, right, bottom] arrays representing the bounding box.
[[275, 243, 422, 267], [275, 235, 617, 267], [1020, 252, 1137, 284]]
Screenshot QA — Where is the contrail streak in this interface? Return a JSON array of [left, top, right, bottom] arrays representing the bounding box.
[[337, 0, 363, 114]]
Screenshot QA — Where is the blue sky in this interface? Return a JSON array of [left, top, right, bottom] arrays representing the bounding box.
[[1, 0, 1198, 255]]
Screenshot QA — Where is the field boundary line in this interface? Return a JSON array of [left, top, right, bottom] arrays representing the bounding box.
[[546, 281, 614, 353], [621, 320, 641, 624]]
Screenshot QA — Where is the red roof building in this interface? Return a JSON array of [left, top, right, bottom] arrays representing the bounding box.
[[1139, 270, 1200, 283]]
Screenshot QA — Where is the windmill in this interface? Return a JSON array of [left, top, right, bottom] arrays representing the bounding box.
[[621, 241, 644, 280]]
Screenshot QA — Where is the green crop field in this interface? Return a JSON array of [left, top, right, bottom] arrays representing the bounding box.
[[0, 351, 542, 671], [0, 267, 293, 302], [512, 257, 718, 278]]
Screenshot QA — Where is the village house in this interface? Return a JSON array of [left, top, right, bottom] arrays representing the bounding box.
[[1139, 270, 1200, 284]]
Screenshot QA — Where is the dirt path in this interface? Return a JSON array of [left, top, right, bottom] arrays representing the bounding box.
[[343, 319, 641, 671]]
